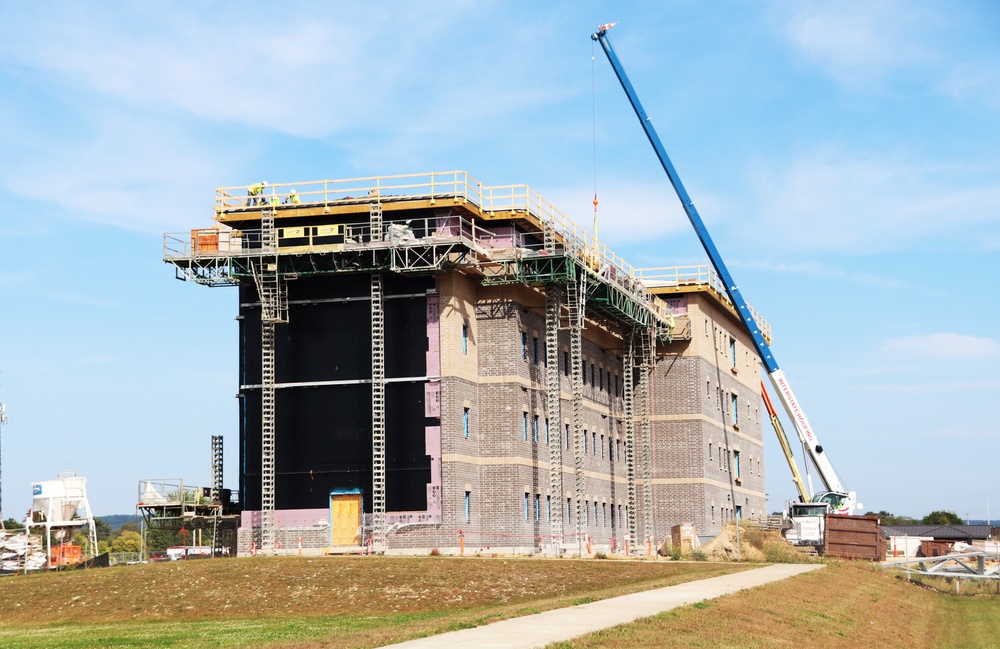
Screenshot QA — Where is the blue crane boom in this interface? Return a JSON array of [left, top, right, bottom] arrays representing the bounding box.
[[592, 24, 857, 513]]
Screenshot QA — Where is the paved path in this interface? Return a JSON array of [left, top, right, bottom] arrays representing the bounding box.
[[380, 563, 824, 649]]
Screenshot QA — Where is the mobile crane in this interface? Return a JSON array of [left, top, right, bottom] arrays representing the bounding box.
[[592, 24, 861, 524]]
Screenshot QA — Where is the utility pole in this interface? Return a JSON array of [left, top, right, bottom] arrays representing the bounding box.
[[0, 401, 6, 528]]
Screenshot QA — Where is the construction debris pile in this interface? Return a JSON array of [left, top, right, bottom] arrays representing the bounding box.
[[0, 531, 46, 574]]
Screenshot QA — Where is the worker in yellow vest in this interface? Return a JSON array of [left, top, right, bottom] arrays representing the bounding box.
[[246, 181, 267, 206], [285, 189, 301, 204]]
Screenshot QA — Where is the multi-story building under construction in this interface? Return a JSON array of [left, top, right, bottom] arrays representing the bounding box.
[[164, 171, 769, 554]]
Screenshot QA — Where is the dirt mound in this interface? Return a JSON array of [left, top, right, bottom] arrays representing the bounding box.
[[699, 523, 766, 562]]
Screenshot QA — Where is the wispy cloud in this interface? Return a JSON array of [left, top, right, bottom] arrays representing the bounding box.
[[778, 1, 939, 90], [779, 0, 1000, 109], [731, 259, 904, 290], [882, 332, 1000, 360], [744, 146, 1000, 253]]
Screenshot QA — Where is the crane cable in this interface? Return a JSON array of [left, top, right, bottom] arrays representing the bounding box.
[[591, 38, 599, 247]]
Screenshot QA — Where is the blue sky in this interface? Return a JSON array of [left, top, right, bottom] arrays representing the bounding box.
[[0, 1, 997, 521]]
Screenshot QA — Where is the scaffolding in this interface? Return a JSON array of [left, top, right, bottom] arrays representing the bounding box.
[[250, 209, 287, 553], [164, 172, 773, 553], [638, 327, 655, 545], [567, 278, 586, 552], [623, 332, 638, 550], [211, 435, 223, 503], [544, 283, 563, 548]]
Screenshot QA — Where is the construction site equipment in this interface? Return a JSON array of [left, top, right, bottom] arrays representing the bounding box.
[[592, 24, 860, 515], [27, 472, 98, 567], [0, 401, 6, 525], [761, 380, 809, 504]]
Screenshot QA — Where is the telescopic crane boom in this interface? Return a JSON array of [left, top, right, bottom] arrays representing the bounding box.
[[592, 23, 859, 514]]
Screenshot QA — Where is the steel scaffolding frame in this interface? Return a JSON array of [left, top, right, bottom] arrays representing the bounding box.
[[623, 332, 638, 551], [370, 201, 387, 552], [211, 435, 223, 503], [249, 209, 287, 552], [638, 327, 655, 545], [566, 277, 586, 553], [544, 283, 564, 549], [370, 271, 386, 552]]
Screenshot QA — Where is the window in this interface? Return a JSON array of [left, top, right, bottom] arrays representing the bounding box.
[[614, 374, 619, 397], [602, 503, 607, 528], [600, 434, 605, 458], [711, 505, 715, 524], [583, 430, 588, 454], [544, 419, 550, 445], [585, 501, 589, 526], [462, 321, 468, 355], [618, 504, 623, 528], [616, 439, 621, 461], [523, 412, 528, 441], [563, 351, 569, 376], [565, 423, 570, 450], [524, 493, 530, 521], [463, 408, 470, 438], [533, 336, 539, 364], [534, 494, 541, 522], [566, 498, 572, 523], [582, 360, 587, 385], [599, 367, 604, 391], [734, 450, 741, 479], [732, 393, 739, 426], [465, 491, 471, 521], [730, 336, 736, 369], [594, 501, 599, 526], [736, 505, 742, 521], [592, 432, 597, 456], [590, 363, 595, 386], [546, 495, 551, 521], [521, 331, 527, 359], [533, 415, 539, 443], [709, 442, 712, 460]]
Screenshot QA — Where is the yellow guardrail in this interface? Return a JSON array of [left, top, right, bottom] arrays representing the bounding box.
[[200, 172, 772, 334], [636, 265, 771, 341]]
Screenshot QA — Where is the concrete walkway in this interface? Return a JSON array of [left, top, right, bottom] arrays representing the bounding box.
[[381, 563, 824, 649]]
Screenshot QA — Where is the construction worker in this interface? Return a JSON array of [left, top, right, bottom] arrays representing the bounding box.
[[269, 193, 280, 207], [285, 189, 301, 204], [246, 181, 267, 206]]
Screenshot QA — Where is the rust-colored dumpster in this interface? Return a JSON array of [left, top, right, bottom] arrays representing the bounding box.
[[824, 514, 886, 560]]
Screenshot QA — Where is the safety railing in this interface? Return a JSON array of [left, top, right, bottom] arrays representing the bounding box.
[[215, 171, 484, 213], [178, 172, 713, 330], [636, 265, 771, 341]]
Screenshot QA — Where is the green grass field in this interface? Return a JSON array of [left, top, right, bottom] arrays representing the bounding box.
[[0, 557, 996, 649]]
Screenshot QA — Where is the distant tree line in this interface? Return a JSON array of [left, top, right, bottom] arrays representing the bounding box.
[[3, 517, 192, 557], [865, 510, 966, 526]]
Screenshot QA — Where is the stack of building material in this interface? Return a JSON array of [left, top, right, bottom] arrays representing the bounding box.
[[0, 531, 46, 574]]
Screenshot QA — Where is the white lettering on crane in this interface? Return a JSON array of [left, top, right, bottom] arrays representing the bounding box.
[[773, 371, 817, 445]]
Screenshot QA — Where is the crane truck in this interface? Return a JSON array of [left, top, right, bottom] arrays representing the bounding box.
[[591, 24, 861, 544]]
